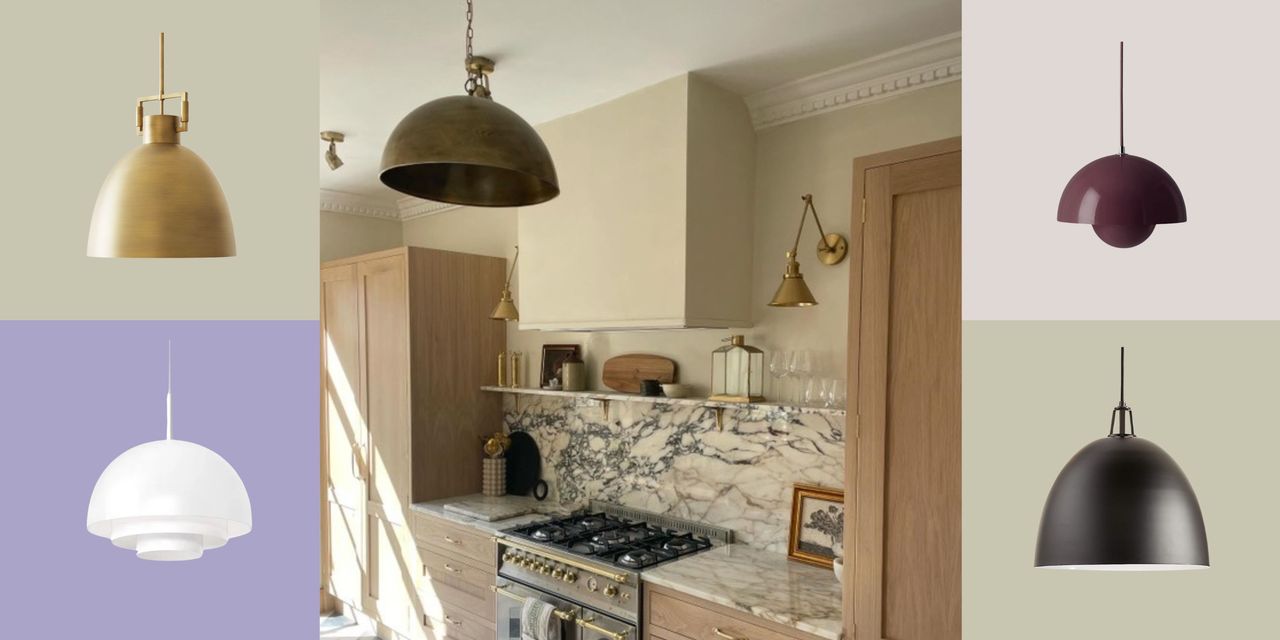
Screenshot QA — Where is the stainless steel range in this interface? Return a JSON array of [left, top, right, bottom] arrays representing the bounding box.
[[491, 501, 733, 640]]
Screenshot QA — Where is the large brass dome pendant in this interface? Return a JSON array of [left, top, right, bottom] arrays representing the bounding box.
[[380, 94, 559, 207], [88, 115, 235, 258]]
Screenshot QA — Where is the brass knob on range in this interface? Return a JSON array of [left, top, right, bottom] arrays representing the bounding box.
[[502, 553, 515, 563], [602, 584, 618, 598], [551, 568, 564, 579], [539, 564, 552, 575], [562, 571, 577, 583]]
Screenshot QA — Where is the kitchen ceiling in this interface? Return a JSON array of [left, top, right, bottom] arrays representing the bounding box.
[[319, 0, 960, 202]]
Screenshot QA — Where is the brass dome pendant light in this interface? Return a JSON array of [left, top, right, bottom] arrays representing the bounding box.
[[88, 33, 235, 258], [380, 0, 559, 207], [769, 194, 848, 307]]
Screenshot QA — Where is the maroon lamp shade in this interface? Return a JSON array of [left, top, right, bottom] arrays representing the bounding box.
[[1058, 42, 1186, 248], [1058, 154, 1186, 248]]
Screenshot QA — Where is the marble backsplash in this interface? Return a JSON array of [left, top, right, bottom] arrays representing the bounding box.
[[503, 395, 844, 551]]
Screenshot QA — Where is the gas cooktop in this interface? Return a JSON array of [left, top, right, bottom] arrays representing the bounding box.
[[506, 511, 714, 570]]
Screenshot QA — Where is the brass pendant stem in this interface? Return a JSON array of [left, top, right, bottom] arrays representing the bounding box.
[[159, 32, 165, 115], [506, 245, 519, 288]]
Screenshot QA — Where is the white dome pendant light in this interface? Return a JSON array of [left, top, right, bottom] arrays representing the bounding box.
[[87, 342, 252, 561]]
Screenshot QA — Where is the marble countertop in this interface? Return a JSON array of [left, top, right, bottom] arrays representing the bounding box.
[[644, 545, 842, 640], [410, 494, 564, 534]]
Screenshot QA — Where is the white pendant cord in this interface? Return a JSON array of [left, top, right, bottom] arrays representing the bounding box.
[[166, 340, 172, 440]]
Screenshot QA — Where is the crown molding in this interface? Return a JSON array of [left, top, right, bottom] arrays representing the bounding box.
[[319, 189, 400, 220], [745, 32, 961, 130], [398, 195, 462, 221]]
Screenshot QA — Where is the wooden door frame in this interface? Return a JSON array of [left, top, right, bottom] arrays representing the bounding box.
[[845, 137, 961, 640]]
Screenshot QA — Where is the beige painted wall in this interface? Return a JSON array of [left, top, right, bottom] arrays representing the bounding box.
[[327, 81, 960, 397], [320, 211, 403, 262], [965, 322, 1275, 638], [0, 0, 318, 319]]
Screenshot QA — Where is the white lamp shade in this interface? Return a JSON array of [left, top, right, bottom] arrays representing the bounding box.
[[87, 439, 252, 561]]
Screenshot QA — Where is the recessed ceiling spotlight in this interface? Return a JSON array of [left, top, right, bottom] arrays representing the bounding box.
[[321, 131, 345, 171]]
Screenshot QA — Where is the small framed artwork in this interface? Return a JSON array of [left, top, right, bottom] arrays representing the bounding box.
[[540, 344, 580, 389], [788, 483, 845, 568]]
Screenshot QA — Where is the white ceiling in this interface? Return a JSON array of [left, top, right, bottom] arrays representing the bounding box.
[[319, 0, 960, 202]]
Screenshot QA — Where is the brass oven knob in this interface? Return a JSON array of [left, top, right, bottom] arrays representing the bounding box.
[[563, 571, 577, 583], [502, 553, 515, 563], [539, 564, 552, 575], [552, 568, 564, 579], [603, 584, 618, 598]]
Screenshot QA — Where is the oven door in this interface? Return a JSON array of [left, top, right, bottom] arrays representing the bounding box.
[[494, 580, 582, 640]]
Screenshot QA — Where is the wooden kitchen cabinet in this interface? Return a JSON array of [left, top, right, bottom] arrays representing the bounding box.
[[321, 247, 506, 640], [644, 584, 824, 640], [845, 138, 962, 640], [414, 511, 498, 640]]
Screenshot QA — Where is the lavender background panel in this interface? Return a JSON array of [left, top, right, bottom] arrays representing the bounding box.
[[0, 321, 317, 638]]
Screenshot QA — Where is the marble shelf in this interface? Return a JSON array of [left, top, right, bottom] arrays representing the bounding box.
[[481, 385, 846, 417]]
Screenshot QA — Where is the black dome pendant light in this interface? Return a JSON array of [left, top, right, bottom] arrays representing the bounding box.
[[1035, 347, 1209, 571]]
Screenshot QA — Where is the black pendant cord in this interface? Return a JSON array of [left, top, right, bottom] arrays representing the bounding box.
[[1108, 346, 1136, 438], [1119, 41, 1126, 156]]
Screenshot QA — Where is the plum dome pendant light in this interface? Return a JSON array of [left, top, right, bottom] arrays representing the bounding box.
[[87, 342, 252, 561], [1058, 42, 1186, 248], [380, 0, 559, 207], [88, 33, 235, 258], [1035, 347, 1208, 571]]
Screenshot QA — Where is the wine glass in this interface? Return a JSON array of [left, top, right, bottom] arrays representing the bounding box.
[[804, 378, 821, 407], [788, 350, 812, 404], [829, 378, 846, 409], [769, 351, 789, 401]]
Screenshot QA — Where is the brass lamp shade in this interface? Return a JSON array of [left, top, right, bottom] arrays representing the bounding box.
[[88, 115, 235, 258], [490, 288, 519, 321], [380, 95, 559, 207], [769, 254, 818, 307]]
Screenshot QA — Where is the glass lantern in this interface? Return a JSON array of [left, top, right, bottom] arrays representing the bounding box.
[[710, 335, 765, 403]]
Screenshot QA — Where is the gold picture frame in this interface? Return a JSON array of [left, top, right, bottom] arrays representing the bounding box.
[[787, 483, 845, 568]]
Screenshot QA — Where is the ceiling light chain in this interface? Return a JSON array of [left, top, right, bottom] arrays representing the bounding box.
[[461, 0, 492, 98]]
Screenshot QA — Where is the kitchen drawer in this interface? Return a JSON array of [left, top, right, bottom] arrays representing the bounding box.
[[421, 593, 495, 640], [420, 547, 496, 614], [647, 587, 809, 640], [411, 511, 497, 567], [420, 574, 495, 624]]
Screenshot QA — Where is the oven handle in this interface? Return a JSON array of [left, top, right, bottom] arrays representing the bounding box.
[[494, 535, 631, 584], [577, 615, 630, 640], [490, 584, 575, 621]]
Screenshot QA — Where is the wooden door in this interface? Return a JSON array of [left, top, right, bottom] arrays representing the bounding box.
[[322, 263, 367, 610], [847, 138, 961, 640], [358, 253, 416, 635]]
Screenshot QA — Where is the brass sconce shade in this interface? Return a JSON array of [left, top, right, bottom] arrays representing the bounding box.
[[88, 33, 234, 258], [380, 2, 558, 207], [490, 245, 520, 321], [768, 194, 847, 307]]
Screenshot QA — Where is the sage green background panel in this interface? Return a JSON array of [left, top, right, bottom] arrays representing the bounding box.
[[965, 321, 1277, 638], [0, 0, 317, 319]]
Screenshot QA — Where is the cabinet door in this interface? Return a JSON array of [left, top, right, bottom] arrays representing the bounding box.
[[358, 254, 416, 634], [848, 140, 961, 640], [322, 264, 366, 608]]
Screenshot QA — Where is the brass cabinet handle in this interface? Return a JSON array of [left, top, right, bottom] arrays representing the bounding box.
[[443, 535, 461, 545], [713, 627, 746, 640], [577, 616, 628, 640], [444, 615, 461, 625], [443, 563, 461, 573]]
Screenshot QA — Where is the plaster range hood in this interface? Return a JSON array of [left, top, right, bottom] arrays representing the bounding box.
[[517, 74, 756, 331]]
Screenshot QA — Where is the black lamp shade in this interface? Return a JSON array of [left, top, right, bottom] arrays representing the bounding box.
[[1036, 436, 1208, 570]]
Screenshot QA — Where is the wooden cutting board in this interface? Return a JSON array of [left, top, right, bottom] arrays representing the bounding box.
[[602, 354, 677, 393]]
